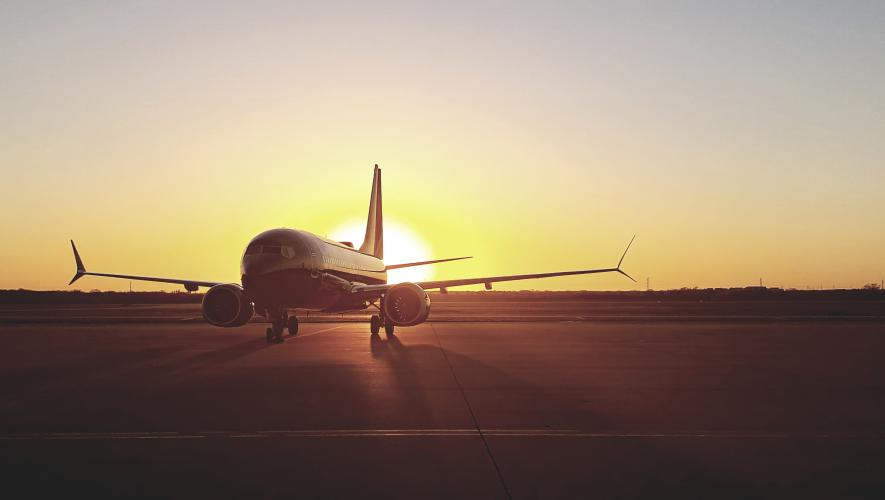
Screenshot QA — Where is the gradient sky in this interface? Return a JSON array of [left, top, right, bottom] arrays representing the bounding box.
[[2, 1, 884, 291]]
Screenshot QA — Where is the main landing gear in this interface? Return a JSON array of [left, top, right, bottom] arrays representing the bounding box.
[[369, 315, 394, 336], [265, 310, 298, 344], [370, 309, 395, 337]]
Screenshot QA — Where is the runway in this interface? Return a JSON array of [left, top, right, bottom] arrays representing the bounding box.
[[2, 318, 885, 498]]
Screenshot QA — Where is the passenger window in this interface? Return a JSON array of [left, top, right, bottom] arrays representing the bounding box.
[[282, 246, 296, 258], [261, 245, 281, 255]]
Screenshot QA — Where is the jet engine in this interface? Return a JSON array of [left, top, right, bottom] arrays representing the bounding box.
[[382, 283, 431, 326], [201, 284, 254, 327]]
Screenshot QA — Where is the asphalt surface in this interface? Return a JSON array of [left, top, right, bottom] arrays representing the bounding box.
[[2, 318, 885, 498]]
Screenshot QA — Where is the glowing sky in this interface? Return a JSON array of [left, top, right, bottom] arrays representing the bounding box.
[[1, 2, 884, 291]]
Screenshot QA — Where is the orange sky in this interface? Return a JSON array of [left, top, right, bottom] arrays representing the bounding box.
[[1, 3, 883, 291]]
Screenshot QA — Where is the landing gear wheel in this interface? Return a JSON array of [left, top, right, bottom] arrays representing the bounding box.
[[266, 308, 287, 344], [384, 321, 395, 336], [370, 315, 381, 335], [265, 327, 274, 344], [287, 316, 299, 336]]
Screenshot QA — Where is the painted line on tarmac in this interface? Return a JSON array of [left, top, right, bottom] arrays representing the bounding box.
[[285, 325, 345, 341], [4, 429, 885, 441]]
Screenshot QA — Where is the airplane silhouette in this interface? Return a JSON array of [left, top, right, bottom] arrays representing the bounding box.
[[70, 165, 635, 343]]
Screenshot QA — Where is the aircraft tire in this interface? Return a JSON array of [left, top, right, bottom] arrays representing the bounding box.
[[265, 328, 274, 344], [287, 316, 299, 336], [370, 315, 381, 335], [384, 322, 395, 336]]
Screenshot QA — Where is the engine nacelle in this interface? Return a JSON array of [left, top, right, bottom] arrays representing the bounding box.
[[201, 284, 254, 327], [383, 283, 431, 326]]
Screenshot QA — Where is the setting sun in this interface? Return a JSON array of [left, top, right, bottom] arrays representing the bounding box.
[[329, 220, 433, 284]]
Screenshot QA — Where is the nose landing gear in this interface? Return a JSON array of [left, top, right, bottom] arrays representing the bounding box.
[[265, 309, 298, 344]]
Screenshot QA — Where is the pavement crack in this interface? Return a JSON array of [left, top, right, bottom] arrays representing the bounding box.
[[431, 322, 512, 500]]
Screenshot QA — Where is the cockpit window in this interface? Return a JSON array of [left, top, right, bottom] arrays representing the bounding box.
[[261, 245, 282, 255], [246, 240, 300, 258], [246, 242, 285, 255]]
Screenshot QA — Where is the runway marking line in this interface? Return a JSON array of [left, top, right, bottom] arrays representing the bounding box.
[[284, 325, 345, 342], [4, 429, 885, 441], [431, 322, 512, 499]]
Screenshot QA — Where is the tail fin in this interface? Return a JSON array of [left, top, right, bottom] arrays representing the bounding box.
[[359, 164, 384, 259]]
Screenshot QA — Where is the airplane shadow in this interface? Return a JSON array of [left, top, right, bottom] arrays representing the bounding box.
[[364, 329, 744, 499], [166, 337, 269, 374]]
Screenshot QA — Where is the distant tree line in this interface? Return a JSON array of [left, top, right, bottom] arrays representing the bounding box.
[[0, 290, 203, 304], [1, 287, 883, 304], [428, 288, 885, 302]]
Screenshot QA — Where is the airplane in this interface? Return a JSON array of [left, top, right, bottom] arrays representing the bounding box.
[[69, 165, 636, 343]]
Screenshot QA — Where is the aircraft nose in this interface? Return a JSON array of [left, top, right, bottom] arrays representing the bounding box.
[[241, 254, 276, 277]]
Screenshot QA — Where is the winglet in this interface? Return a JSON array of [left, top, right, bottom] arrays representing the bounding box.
[[69, 240, 86, 285], [616, 268, 637, 283], [616, 235, 636, 282], [617, 235, 635, 269]]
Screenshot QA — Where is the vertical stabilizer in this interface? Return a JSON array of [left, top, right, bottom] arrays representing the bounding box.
[[359, 164, 384, 259]]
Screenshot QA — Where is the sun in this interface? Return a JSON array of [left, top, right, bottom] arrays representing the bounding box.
[[329, 220, 433, 284]]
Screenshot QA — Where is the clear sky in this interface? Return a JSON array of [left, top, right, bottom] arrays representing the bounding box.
[[2, 1, 884, 291]]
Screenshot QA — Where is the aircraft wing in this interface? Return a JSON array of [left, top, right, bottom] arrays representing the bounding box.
[[68, 241, 223, 291], [353, 236, 636, 296], [416, 266, 634, 290]]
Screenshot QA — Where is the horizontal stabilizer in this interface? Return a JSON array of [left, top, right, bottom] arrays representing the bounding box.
[[385, 256, 472, 271]]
